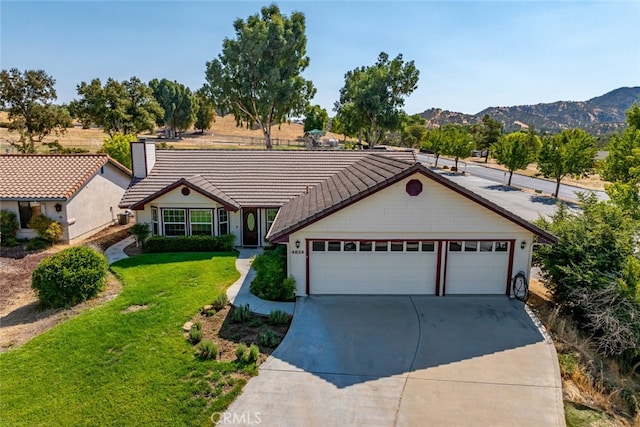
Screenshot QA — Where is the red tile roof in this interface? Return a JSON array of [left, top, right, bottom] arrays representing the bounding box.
[[267, 156, 558, 244], [0, 154, 131, 200], [119, 150, 416, 208]]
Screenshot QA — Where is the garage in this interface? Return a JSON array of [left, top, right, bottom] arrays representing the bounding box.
[[309, 240, 438, 295], [445, 240, 512, 295]]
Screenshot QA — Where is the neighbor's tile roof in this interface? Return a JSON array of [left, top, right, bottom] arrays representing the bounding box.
[[0, 154, 131, 200], [119, 150, 416, 208], [267, 156, 558, 244]]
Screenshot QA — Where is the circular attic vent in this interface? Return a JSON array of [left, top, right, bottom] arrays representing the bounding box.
[[405, 179, 423, 196], [181, 187, 191, 196]]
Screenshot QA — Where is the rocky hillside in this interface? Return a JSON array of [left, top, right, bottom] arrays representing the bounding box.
[[420, 87, 640, 135]]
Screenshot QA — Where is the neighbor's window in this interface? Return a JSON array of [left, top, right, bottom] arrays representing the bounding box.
[[495, 241, 509, 252], [217, 208, 229, 235], [163, 209, 186, 236], [406, 241, 419, 252], [449, 241, 462, 252], [390, 242, 404, 252], [312, 241, 326, 251], [464, 241, 478, 252], [266, 208, 278, 232], [375, 241, 388, 251], [151, 207, 159, 235], [327, 241, 341, 251], [18, 201, 41, 228], [421, 241, 435, 252], [359, 241, 372, 252], [480, 241, 494, 252], [190, 209, 213, 235]]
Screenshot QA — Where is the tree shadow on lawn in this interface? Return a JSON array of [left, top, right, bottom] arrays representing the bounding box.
[[530, 195, 579, 209]]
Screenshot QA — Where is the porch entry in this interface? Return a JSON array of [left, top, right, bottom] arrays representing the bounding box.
[[242, 208, 259, 246]]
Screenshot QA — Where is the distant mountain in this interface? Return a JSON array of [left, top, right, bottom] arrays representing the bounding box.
[[420, 87, 640, 135]]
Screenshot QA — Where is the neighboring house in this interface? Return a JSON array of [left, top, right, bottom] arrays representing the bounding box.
[[121, 139, 555, 297], [0, 154, 132, 243]]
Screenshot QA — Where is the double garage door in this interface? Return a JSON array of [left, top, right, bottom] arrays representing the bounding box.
[[308, 240, 511, 295]]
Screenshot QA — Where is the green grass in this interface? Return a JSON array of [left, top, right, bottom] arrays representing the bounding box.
[[0, 252, 242, 426]]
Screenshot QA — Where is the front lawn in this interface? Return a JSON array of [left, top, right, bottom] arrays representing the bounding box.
[[0, 252, 243, 426]]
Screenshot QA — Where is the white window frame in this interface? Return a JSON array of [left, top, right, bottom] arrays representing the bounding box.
[[189, 209, 213, 236], [266, 208, 278, 233], [162, 208, 186, 236], [151, 206, 159, 235], [217, 208, 229, 236]]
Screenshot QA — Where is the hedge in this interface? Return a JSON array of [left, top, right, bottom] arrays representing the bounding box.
[[250, 245, 295, 301], [144, 234, 236, 253], [32, 246, 108, 308]]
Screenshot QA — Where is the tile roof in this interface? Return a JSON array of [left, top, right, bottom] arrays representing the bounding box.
[[119, 150, 416, 208], [267, 157, 558, 244], [0, 154, 131, 201]]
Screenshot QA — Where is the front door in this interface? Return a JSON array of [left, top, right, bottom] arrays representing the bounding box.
[[242, 208, 259, 246]]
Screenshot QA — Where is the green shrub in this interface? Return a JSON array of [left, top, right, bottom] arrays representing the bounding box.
[[189, 327, 203, 344], [192, 321, 202, 330], [211, 294, 229, 311], [27, 214, 62, 243], [32, 246, 108, 308], [250, 246, 295, 301], [259, 329, 280, 348], [0, 210, 19, 244], [144, 234, 236, 253], [231, 304, 250, 324], [130, 223, 150, 247], [267, 310, 290, 326], [248, 344, 260, 363], [197, 340, 218, 360], [25, 238, 51, 251], [235, 343, 247, 361]]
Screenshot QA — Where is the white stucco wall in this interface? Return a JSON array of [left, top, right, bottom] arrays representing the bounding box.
[[65, 163, 131, 243], [285, 173, 535, 296]]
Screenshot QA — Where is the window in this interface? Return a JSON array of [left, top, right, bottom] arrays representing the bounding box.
[[266, 208, 278, 232], [190, 209, 213, 235], [18, 201, 41, 228], [390, 242, 404, 252], [217, 208, 229, 235], [480, 241, 494, 252], [449, 241, 462, 252], [327, 241, 341, 251], [464, 241, 478, 252], [151, 207, 159, 235], [406, 241, 419, 252], [163, 209, 186, 236], [375, 241, 388, 251], [312, 241, 325, 251], [359, 241, 372, 251], [344, 242, 357, 252], [421, 241, 435, 252], [495, 241, 509, 252]]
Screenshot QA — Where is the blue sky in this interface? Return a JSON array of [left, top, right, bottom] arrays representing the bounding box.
[[1, 1, 638, 115]]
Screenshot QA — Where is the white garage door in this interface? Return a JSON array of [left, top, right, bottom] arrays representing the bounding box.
[[309, 240, 438, 295], [445, 240, 510, 295]]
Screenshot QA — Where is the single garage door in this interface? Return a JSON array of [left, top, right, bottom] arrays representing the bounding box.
[[309, 240, 438, 295], [445, 240, 510, 294]]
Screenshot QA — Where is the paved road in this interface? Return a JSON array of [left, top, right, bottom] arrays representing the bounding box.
[[417, 153, 607, 203], [223, 296, 564, 426]]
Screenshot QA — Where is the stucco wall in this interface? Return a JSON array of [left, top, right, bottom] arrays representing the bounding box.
[[285, 173, 535, 296]]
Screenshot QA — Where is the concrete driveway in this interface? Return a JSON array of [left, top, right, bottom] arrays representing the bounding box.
[[222, 296, 564, 426]]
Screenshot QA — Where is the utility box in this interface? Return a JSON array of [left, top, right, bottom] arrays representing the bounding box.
[[117, 213, 130, 225]]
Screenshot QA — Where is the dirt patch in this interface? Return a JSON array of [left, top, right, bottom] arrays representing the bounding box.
[[0, 224, 131, 352], [121, 304, 148, 314], [185, 304, 290, 364]]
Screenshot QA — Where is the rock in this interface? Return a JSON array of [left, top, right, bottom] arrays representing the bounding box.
[[183, 321, 193, 332], [203, 305, 213, 311]]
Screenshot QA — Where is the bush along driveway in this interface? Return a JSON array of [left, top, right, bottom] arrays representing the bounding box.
[[0, 252, 258, 426]]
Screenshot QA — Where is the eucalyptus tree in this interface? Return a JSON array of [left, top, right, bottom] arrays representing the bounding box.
[[204, 4, 315, 149], [149, 79, 197, 138]]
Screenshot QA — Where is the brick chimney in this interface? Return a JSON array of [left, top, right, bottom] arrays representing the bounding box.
[[130, 138, 156, 179]]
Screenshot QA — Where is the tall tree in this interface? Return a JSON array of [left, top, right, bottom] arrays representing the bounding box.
[[334, 52, 419, 149], [303, 104, 329, 133], [442, 125, 474, 170], [149, 79, 197, 138], [204, 4, 315, 149], [0, 68, 71, 153], [194, 88, 216, 133], [400, 114, 427, 148], [476, 114, 503, 163], [421, 128, 447, 167], [98, 133, 136, 169], [71, 77, 163, 137], [492, 132, 535, 186], [537, 128, 597, 197]]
